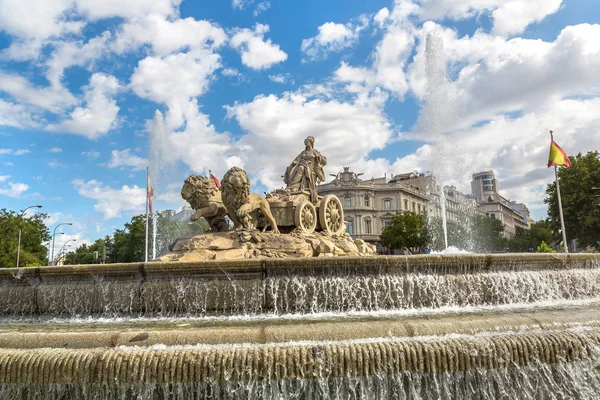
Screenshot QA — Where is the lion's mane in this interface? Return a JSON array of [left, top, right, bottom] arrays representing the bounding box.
[[181, 175, 220, 210], [221, 166, 250, 215]]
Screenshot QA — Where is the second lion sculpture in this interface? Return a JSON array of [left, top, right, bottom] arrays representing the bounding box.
[[221, 166, 279, 233]]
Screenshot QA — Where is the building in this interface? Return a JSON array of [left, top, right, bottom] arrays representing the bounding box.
[[471, 171, 531, 237], [170, 205, 194, 223], [160, 209, 176, 219], [318, 167, 471, 251]]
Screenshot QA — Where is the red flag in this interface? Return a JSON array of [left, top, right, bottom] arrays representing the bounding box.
[[210, 173, 221, 189], [147, 174, 154, 214], [548, 140, 571, 168]]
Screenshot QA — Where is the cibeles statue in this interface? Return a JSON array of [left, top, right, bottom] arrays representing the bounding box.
[[283, 136, 327, 203]]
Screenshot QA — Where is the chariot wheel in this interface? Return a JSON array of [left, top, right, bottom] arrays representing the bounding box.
[[294, 201, 317, 233], [318, 195, 345, 235]]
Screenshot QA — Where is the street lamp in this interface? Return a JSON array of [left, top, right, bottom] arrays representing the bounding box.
[[16, 205, 42, 268], [57, 239, 76, 265], [51, 222, 73, 266], [58, 239, 76, 259]]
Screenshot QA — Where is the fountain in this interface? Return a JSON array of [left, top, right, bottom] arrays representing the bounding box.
[[1, 139, 599, 399]]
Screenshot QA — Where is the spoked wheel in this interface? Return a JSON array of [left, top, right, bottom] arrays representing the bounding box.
[[294, 201, 317, 233], [318, 195, 345, 235]]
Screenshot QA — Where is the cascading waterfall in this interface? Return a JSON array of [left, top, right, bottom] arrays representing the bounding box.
[[0, 255, 599, 399]]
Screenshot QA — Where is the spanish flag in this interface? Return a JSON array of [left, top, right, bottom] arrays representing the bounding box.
[[548, 140, 571, 168], [147, 174, 154, 214]]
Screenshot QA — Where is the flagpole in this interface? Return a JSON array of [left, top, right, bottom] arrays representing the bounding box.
[[145, 166, 149, 262], [550, 130, 569, 253]]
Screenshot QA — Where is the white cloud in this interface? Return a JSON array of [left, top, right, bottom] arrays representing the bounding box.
[[301, 18, 368, 62], [230, 23, 288, 70], [0, 0, 179, 60], [268, 74, 294, 84], [49, 147, 63, 153], [72, 179, 146, 219], [82, 149, 100, 159], [0, 71, 77, 113], [47, 73, 121, 139], [0, 100, 40, 129], [0, 148, 30, 156], [112, 15, 226, 57], [253, 1, 270, 16], [131, 50, 221, 128], [0, 178, 29, 198], [225, 88, 392, 189], [107, 149, 148, 171], [418, 0, 563, 37], [232, 0, 251, 10], [409, 23, 600, 134]]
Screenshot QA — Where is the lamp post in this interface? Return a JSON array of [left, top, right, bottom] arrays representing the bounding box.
[[58, 239, 76, 258], [51, 222, 73, 266], [57, 239, 76, 265], [16, 205, 42, 268]]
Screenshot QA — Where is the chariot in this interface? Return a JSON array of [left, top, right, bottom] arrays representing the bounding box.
[[259, 190, 346, 235]]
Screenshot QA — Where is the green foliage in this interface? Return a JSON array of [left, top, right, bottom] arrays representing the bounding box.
[[429, 215, 471, 251], [381, 211, 430, 254], [545, 151, 600, 249], [0, 208, 50, 268], [505, 221, 558, 252], [155, 213, 208, 257], [63, 238, 107, 265], [536, 241, 556, 253], [113, 215, 147, 263], [60, 212, 211, 265], [469, 214, 506, 253]]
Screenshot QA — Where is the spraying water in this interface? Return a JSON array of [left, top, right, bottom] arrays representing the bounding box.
[[416, 33, 463, 250]]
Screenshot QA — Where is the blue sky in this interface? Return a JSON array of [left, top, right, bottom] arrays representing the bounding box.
[[1, 0, 599, 253]]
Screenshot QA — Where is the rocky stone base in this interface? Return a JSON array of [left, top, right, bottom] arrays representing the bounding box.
[[155, 230, 377, 262]]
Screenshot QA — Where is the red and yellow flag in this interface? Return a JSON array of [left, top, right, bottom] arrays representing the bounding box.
[[548, 140, 571, 168], [147, 175, 154, 214]]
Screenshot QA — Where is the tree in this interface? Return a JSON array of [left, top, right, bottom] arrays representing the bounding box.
[[0, 208, 50, 268], [505, 221, 558, 252], [63, 239, 107, 265], [155, 213, 208, 257], [113, 215, 147, 263], [469, 214, 505, 253], [428, 215, 471, 251], [381, 211, 430, 254], [545, 151, 600, 249]]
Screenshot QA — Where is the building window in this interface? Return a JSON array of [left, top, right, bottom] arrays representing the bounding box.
[[344, 197, 352, 207], [384, 199, 392, 210], [490, 213, 496, 219], [383, 220, 392, 228], [364, 196, 370, 207], [365, 219, 372, 234], [347, 220, 353, 235], [404, 199, 409, 210], [412, 202, 416, 212]]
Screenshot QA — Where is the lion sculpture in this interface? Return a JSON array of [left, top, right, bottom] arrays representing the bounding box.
[[221, 166, 279, 233], [181, 175, 229, 232]]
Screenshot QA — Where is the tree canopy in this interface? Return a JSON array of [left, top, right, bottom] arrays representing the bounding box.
[[0, 208, 50, 268], [545, 151, 600, 249], [381, 211, 430, 254], [505, 221, 557, 252]]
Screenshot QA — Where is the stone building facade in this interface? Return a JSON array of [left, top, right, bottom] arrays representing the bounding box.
[[470, 170, 531, 237], [318, 167, 531, 248]]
